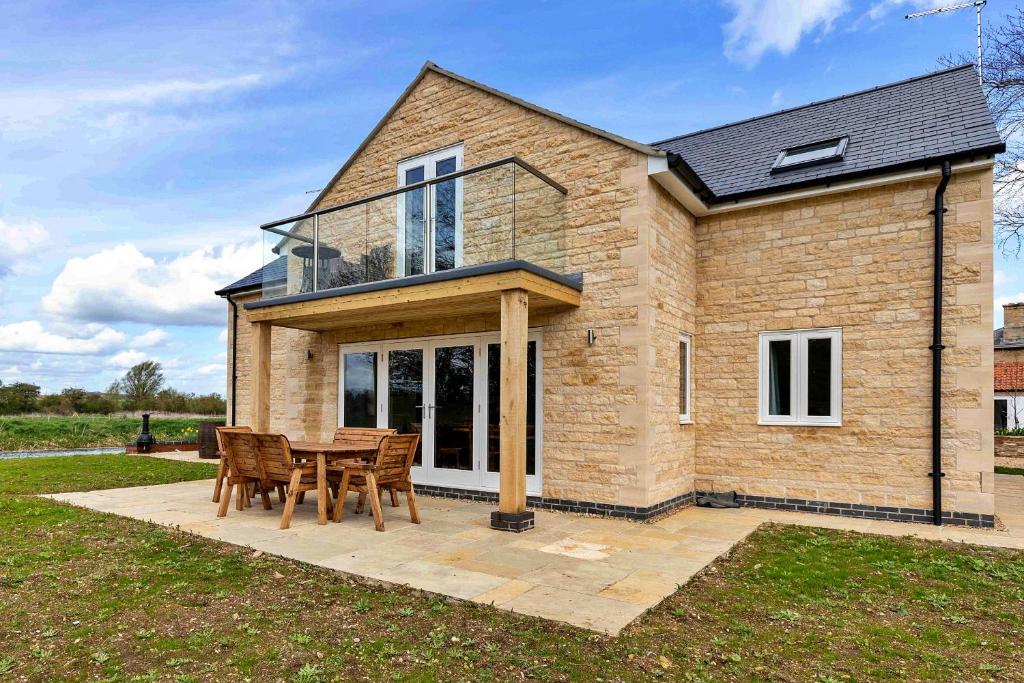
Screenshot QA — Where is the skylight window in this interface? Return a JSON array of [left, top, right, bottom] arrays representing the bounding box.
[[771, 137, 848, 172]]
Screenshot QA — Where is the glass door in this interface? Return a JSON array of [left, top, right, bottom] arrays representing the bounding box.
[[396, 145, 463, 277], [385, 345, 424, 466], [338, 331, 541, 494], [426, 342, 477, 488], [481, 336, 541, 493], [339, 346, 378, 428]]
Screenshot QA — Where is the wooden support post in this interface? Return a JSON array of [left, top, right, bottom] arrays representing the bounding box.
[[250, 321, 271, 432], [492, 288, 534, 532]]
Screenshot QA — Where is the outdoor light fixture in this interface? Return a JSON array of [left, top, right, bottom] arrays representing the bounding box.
[[306, 350, 315, 361], [587, 329, 597, 346]]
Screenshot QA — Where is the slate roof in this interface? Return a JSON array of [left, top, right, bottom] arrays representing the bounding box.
[[218, 64, 1005, 296], [995, 328, 1024, 350], [652, 65, 1004, 203], [215, 255, 286, 296]]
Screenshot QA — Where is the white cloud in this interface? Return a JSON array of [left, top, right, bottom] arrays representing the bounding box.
[[995, 269, 1012, 288], [722, 0, 849, 66], [0, 365, 21, 378], [771, 89, 784, 108], [217, 328, 229, 343], [82, 74, 265, 106], [107, 350, 148, 368], [195, 363, 224, 376], [865, 0, 945, 22], [0, 320, 125, 355], [130, 328, 170, 349], [0, 218, 50, 277], [42, 241, 261, 326]]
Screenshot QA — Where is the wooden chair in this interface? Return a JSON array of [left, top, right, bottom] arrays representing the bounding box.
[[252, 432, 330, 529], [329, 433, 420, 531], [330, 427, 396, 504], [217, 431, 273, 517], [213, 426, 251, 503], [214, 426, 285, 505]]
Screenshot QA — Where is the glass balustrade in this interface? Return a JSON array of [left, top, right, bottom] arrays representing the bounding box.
[[259, 158, 567, 300]]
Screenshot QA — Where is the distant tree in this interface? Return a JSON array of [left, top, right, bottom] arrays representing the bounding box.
[[0, 382, 41, 414], [120, 361, 164, 408], [942, 8, 1024, 255]]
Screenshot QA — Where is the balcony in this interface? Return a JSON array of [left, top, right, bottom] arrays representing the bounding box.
[[258, 155, 572, 293]]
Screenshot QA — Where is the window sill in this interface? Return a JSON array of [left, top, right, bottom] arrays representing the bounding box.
[[758, 419, 842, 428], [678, 418, 693, 425]]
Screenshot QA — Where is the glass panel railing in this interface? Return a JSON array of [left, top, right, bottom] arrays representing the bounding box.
[[259, 158, 566, 301]]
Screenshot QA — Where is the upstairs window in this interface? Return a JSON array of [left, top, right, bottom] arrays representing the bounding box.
[[759, 328, 842, 426], [771, 137, 848, 173]]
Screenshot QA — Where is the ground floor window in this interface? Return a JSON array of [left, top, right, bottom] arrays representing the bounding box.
[[996, 398, 1009, 430], [759, 328, 842, 426], [679, 334, 692, 424]]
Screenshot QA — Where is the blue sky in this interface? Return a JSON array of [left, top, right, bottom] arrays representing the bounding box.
[[0, 0, 1020, 396]]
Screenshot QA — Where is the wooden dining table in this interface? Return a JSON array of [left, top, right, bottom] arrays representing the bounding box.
[[290, 441, 378, 525]]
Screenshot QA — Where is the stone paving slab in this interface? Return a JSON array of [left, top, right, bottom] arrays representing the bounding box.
[[41, 476, 1024, 634]]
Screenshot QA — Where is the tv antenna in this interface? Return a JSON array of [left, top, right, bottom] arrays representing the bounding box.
[[906, 1, 986, 84]]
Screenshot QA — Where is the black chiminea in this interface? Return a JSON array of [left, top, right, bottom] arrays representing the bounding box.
[[135, 413, 156, 454]]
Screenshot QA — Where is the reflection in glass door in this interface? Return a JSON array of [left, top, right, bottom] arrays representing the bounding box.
[[341, 349, 377, 428], [387, 348, 423, 466], [433, 345, 475, 472]]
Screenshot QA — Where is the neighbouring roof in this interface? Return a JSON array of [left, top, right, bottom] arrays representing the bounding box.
[[996, 362, 1024, 392], [215, 255, 285, 296], [653, 65, 1004, 203], [995, 328, 1024, 350]]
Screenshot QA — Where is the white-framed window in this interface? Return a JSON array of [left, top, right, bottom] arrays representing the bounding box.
[[759, 327, 842, 426], [396, 144, 464, 277], [679, 333, 692, 424]]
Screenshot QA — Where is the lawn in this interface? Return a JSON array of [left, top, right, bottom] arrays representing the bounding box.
[[1, 456, 1023, 681], [0, 415, 213, 451]]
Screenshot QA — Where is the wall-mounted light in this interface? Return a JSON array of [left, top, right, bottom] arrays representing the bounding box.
[[587, 329, 597, 346], [306, 350, 315, 361]]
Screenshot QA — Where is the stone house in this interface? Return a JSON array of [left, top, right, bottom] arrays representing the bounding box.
[[216, 62, 1004, 530]]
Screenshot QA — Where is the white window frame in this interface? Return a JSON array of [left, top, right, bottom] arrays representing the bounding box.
[[679, 333, 692, 424], [759, 327, 842, 427], [396, 143, 464, 277]]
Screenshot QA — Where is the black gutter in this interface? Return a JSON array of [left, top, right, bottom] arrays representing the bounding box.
[[228, 295, 239, 427], [929, 160, 952, 526], [664, 146, 1003, 207]]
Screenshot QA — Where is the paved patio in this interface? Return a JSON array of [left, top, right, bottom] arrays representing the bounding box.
[[44, 475, 1024, 634]]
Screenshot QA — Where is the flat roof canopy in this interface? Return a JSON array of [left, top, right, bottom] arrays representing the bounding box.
[[243, 260, 582, 332]]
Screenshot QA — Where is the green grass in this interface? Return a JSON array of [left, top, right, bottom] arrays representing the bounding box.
[[996, 465, 1024, 476], [0, 454, 216, 495], [0, 415, 211, 451], [1, 455, 1022, 681]]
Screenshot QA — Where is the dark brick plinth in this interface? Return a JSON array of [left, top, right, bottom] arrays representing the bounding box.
[[490, 510, 535, 532]]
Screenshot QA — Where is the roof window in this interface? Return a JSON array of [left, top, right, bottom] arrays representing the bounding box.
[[771, 137, 848, 173]]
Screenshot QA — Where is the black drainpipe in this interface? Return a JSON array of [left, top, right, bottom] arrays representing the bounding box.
[[929, 161, 951, 526], [228, 295, 239, 427]]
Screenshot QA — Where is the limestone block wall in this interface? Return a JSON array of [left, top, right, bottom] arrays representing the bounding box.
[[995, 436, 1024, 469], [692, 169, 995, 517], [228, 68, 668, 508]]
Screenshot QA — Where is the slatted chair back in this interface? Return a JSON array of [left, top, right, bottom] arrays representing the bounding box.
[[220, 430, 262, 480], [332, 427, 395, 451], [252, 432, 296, 483], [214, 425, 252, 453], [372, 433, 420, 486]]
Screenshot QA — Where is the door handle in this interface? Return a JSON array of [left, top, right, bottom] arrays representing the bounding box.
[[416, 404, 435, 417]]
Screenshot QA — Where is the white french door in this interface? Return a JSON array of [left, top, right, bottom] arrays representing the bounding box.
[[396, 144, 464, 277], [337, 331, 542, 495]]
